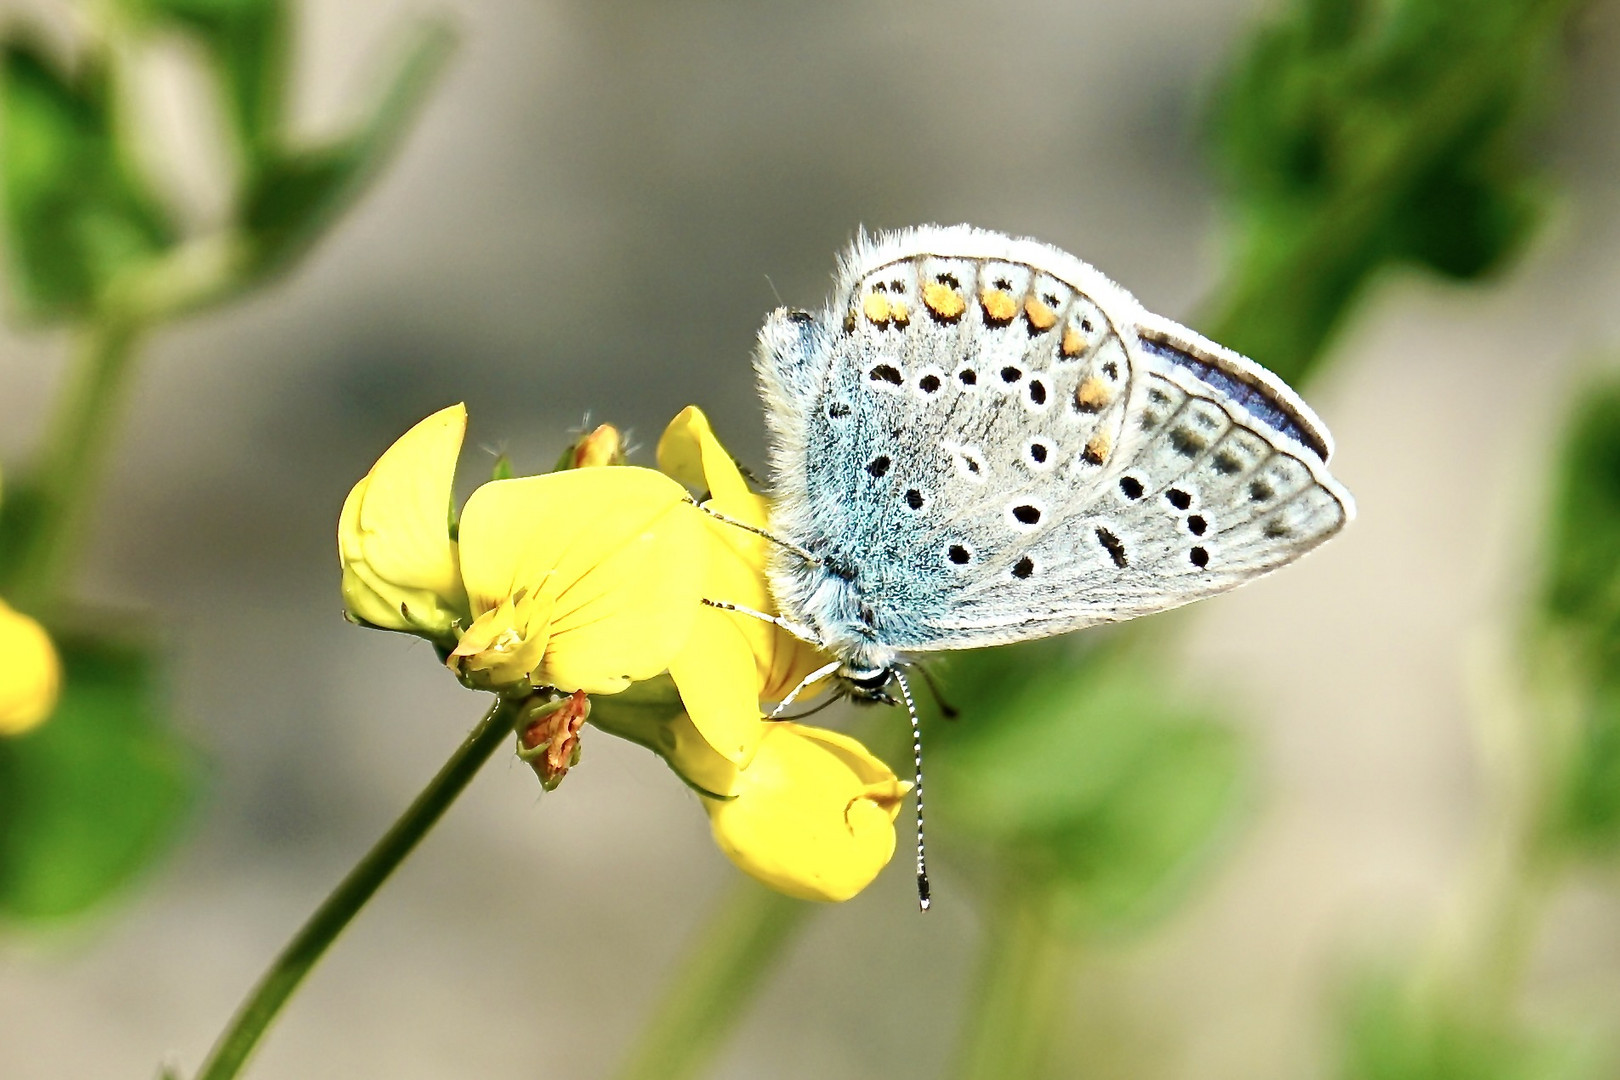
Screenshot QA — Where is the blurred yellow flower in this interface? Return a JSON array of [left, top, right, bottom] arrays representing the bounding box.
[[703, 723, 908, 902], [0, 597, 59, 736]]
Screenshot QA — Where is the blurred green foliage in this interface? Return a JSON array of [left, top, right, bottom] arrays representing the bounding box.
[[115, 0, 289, 165], [0, 2, 452, 325], [0, 0, 452, 925], [0, 633, 197, 920], [1341, 974, 1588, 1080], [0, 37, 175, 320], [1206, 0, 1569, 382], [931, 638, 1245, 936], [1540, 378, 1620, 854]]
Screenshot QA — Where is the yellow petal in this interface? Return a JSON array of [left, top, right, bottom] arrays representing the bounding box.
[[656, 406, 751, 506], [338, 405, 469, 638], [456, 466, 705, 695], [0, 599, 60, 735], [667, 606, 769, 766], [703, 723, 908, 902], [657, 407, 833, 705], [447, 588, 555, 689]]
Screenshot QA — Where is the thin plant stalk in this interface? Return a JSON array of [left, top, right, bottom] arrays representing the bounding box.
[[9, 316, 144, 611], [192, 696, 519, 1080], [952, 885, 1077, 1080], [613, 878, 812, 1080]]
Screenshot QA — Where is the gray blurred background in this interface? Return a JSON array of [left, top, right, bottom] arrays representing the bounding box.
[[3, 0, 1620, 1076]]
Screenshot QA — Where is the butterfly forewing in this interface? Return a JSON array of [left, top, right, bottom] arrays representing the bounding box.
[[757, 225, 1352, 663]]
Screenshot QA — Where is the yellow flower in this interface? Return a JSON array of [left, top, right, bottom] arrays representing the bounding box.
[[342, 406, 707, 697], [0, 597, 59, 736], [657, 406, 833, 767], [703, 723, 909, 902], [338, 404, 469, 641], [343, 405, 907, 903], [451, 465, 705, 695]]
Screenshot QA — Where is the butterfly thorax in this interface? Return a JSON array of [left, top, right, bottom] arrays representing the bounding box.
[[766, 550, 907, 679]]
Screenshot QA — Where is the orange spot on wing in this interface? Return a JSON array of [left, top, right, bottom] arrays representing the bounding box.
[[1024, 295, 1058, 330], [1061, 325, 1087, 357], [1075, 376, 1112, 412], [922, 281, 966, 321], [862, 292, 891, 325], [1083, 432, 1111, 465], [980, 288, 1017, 324]]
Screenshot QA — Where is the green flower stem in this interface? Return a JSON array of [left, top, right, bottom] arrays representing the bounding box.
[[952, 885, 1077, 1080], [613, 878, 812, 1080], [9, 315, 144, 610], [192, 696, 519, 1080]]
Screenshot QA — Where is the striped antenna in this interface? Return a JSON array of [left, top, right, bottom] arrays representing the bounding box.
[[890, 668, 930, 911]]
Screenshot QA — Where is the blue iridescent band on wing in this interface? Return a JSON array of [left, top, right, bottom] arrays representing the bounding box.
[[1136, 336, 1327, 460]]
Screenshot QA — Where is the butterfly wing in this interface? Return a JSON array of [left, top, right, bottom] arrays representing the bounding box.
[[757, 225, 1353, 657]]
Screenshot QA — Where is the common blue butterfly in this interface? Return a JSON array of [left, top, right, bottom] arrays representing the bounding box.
[[735, 225, 1353, 905]]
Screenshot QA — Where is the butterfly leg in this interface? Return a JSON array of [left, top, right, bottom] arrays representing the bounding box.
[[765, 659, 842, 719]]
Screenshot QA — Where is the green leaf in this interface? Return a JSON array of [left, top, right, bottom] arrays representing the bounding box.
[[114, 0, 289, 165], [1203, 0, 1572, 383], [1339, 971, 1591, 1080], [928, 639, 1249, 936], [0, 630, 198, 921], [1539, 375, 1620, 854], [1542, 379, 1620, 651], [237, 20, 454, 280], [0, 33, 176, 320]]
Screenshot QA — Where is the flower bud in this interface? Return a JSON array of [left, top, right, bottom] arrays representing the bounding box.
[[565, 424, 627, 470], [517, 690, 590, 790]]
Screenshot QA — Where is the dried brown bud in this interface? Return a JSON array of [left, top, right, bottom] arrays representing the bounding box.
[[517, 690, 590, 791]]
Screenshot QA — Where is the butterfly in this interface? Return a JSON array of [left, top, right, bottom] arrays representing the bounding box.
[[738, 224, 1353, 906]]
